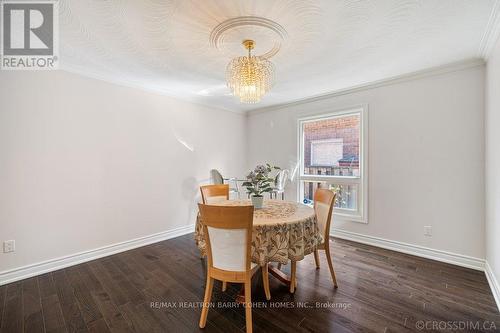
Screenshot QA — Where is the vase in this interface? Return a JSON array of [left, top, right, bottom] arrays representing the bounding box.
[[251, 196, 264, 209]]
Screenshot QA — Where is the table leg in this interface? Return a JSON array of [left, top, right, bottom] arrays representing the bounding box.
[[268, 264, 292, 286], [290, 261, 296, 293], [235, 263, 294, 303]]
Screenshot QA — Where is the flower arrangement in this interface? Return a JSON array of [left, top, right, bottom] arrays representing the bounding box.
[[242, 164, 280, 198]]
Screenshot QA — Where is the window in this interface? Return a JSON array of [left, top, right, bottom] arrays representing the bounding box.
[[298, 107, 367, 222]]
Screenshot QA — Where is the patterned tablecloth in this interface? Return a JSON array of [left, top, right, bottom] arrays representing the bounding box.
[[194, 200, 323, 266]]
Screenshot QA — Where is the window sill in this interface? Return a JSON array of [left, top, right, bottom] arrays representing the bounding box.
[[334, 213, 368, 224], [300, 202, 367, 224]]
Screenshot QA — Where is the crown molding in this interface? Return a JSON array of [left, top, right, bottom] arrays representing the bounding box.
[[61, 57, 484, 117], [479, 0, 500, 60], [246, 58, 485, 116], [59, 65, 246, 116]]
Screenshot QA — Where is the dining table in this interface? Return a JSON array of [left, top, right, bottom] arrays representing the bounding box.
[[194, 199, 323, 294]]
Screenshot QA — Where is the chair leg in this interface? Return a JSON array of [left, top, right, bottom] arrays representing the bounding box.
[[324, 246, 338, 288], [262, 264, 271, 300], [222, 281, 227, 292], [236, 182, 241, 199], [281, 192, 284, 200], [199, 277, 214, 328], [290, 261, 296, 293], [244, 278, 253, 333], [313, 249, 320, 269]]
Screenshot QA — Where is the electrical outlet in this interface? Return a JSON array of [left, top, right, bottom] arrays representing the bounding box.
[[3, 240, 15, 253], [424, 226, 432, 237]]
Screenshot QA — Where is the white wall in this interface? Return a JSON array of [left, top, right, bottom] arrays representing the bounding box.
[[247, 64, 485, 260], [0, 70, 246, 274], [0, 62, 489, 283], [486, 39, 500, 303]]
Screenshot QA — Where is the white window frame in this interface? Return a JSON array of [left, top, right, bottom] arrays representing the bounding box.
[[297, 105, 368, 223]]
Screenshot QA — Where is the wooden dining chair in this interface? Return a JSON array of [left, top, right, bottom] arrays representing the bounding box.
[[288, 188, 338, 293], [198, 204, 257, 333], [312, 188, 338, 288], [200, 184, 229, 204], [199, 186, 271, 299], [200, 184, 229, 289]]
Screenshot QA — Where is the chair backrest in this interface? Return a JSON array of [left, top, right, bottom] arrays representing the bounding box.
[[200, 184, 229, 204], [314, 189, 336, 240], [274, 169, 289, 191], [198, 204, 254, 272], [210, 169, 224, 185]]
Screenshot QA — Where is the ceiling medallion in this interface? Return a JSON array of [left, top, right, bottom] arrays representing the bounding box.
[[226, 39, 275, 104], [210, 16, 288, 59]]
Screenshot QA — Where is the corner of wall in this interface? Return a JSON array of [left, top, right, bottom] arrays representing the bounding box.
[[484, 24, 500, 313]]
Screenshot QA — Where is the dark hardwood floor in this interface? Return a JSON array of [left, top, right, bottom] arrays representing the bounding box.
[[1, 234, 499, 333]]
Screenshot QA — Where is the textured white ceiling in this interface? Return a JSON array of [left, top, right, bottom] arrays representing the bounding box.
[[59, 0, 498, 112]]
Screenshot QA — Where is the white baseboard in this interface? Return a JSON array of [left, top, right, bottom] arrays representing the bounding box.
[[331, 229, 485, 271], [0, 224, 195, 286], [485, 261, 500, 312]]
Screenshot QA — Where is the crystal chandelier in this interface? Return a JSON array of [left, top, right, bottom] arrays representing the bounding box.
[[226, 40, 275, 103]]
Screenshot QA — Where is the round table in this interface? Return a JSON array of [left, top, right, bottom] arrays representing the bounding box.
[[195, 199, 323, 266]]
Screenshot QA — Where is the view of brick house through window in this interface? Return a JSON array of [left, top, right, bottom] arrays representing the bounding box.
[[301, 113, 361, 212]]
